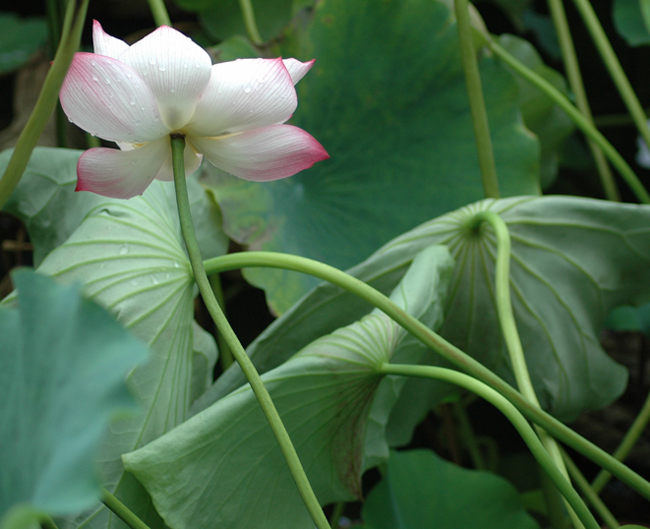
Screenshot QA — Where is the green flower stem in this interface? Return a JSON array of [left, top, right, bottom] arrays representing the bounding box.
[[170, 136, 329, 529], [592, 388, 650, 493], [146, 0, 171, 27], [453, 0, 500, 199], [453, 400, 486, 470], [570, 0, 650, 155], [546, 0, 619, 201], [101, 489, 152, 529], [0, 0, 89, 209], [238, 0, 264, 46], [561, 451, 621, 529], [380, 363, 600, 529], [329, 502, 345, 529], [202, 251, 650, 499], [475, 31, 650, 204], [471, 210, 582, 529]]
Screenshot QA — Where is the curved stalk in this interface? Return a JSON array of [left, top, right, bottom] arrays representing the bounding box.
[[238, 0, 263, 45], [476, 32, 650, 204], [454, 0, 500, 198], [471, 210, 582, 528], [380, 364, 600, 529], [146, 0, 172, 27], [101, 489, 152, 529], [202, 251, 650, 499], [170, 136, 329, 529]]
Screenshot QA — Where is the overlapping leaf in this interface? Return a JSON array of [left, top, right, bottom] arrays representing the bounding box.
[[363, 450, 539, 529], [124, 245, 454, 529], [1, 148, 225, 528], [0, 14, 48, 74], [206, 196, 650, 421], [0, 271, 147, 528], [204, 0, 540, 314]]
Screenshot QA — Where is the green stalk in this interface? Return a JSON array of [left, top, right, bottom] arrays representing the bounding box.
[[453, 400, 486, 470], [202, 251, 650, 499], [101, 489, 152, 529], [209, 273, 234, 371], [471, 211, 582, 529], [238, 0, 263, 46], [454, 0, 500, 199], [146, 0, 172, 27], [561, 451, 620, 529], [329, 502, 345, 529], [0, 506, 59, 529], [546, 0, 619, 201], [478, 32, 650, 204], [592, 389, 650, 493], [0, 0, 89, 209], [170, 136, 329, 529], [570, 0, 650, 155], [380, 364, 600, 529]]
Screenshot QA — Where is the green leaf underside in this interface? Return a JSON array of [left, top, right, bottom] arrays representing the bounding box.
[[125, 246, 454, 529], [204, 0, 540, 314], [208, 196, 650, 421], [0, 271, 147, 522], [363, 450, 539, 529], [198, 0, 294, 43], [0, 14, 48, 74], [1, 148, 224, 529], [613, 0, 650, 46]]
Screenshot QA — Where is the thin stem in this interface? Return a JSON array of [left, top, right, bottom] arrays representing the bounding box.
[[146, 0, 172, 27], [453, 0, 500, 199], [471, 211, 582, 529], [453, 400, 486, 470], [170, 136, 329, 529], [329, 502, 345, 529], [570, 0, 650, 154], [546, 0, 619, 201], [201, 251, 650, 500], [0, 0, 89, 209], [476, 31, 650, 204], [238, 0, 263, 46], [101, 489, 152, 529], [380, 364, 600, 529], [561, 451, 621, 529], [592, 388, 650, 493]]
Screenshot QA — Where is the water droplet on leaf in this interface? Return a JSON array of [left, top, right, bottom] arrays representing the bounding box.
[[119, 243, 129, 255]]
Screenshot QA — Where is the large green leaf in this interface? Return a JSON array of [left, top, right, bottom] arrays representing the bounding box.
[[0, 271, 147, 527], [1, 148, 225, 528], [362, 450, 539, 529], [498, 34, 574, 189], [204, 0, 540, 314], [124, 245, 454, 529], [1, 148, 228, 267], [205, 196, 650, 421], [197, 0, 294, 43], [0, 13, 48, 74], [614, 0, 650, 46]]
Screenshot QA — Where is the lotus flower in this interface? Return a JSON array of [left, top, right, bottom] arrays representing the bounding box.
[[59, 22, 329, 199]]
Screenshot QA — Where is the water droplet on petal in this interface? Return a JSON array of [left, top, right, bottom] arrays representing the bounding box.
[[91, 60, 97, 66], [127, 73, 133, 78], [244, 87, 251, 94], [105, 78, 111, 84], [149, 58, 156, 65], [119, 243, 129, 255], [158, 65, 166, 72], [195, 63, 201, 68], [130, 98, 136, 106], [91, 75, 98, 81], [170, 88, 175, 93], [141, 106, 145, 111], [183, 63, 188, 69]]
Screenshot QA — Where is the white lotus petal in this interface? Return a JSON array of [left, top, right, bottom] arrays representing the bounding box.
[[60, 53, 168, 143], [186, 58, 297, 137], [92, 20, 129, 59], [76, 139, 169, 199], [121, 26, 212, 130], [282, 58, 314, 85], [189, 125, 329, 181]]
